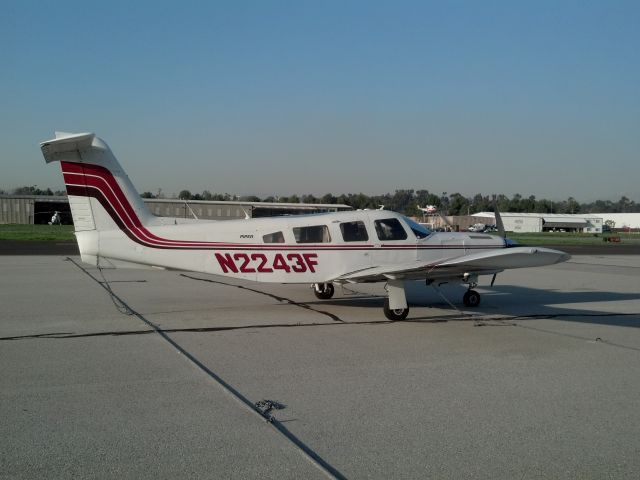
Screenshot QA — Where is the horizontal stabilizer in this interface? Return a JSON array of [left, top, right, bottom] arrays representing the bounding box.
[[41, 132, 97, 163]]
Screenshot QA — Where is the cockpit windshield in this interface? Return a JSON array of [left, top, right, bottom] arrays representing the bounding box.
[[402, 216, 431, 239]]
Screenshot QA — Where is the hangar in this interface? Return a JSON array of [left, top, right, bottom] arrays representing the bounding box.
[[0, 195, 71, 225], [0, 195, 351, 225], [590, 213, 640, 231], [472, 212, 604, 233]]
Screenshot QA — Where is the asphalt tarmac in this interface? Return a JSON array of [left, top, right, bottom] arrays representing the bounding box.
[[1, 253, 639, 479]]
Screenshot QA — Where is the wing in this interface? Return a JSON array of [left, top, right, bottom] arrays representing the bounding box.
[[335, 247, 570, 283]]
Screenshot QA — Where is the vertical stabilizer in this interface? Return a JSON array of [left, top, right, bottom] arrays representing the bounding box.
[[41, 132, 154, 262]]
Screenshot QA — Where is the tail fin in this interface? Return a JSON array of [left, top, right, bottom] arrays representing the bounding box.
[[41, 132, 154, 262]]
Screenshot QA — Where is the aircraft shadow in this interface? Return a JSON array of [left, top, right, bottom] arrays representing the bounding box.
[[309, 281, 640, 329]]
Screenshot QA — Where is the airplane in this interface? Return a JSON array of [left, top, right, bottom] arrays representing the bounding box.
[[41, 132, 570, 321], [417, 205, 438, 215]]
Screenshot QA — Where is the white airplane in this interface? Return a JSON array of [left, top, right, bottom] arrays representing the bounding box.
[[417, 205, 438, 214], [41, 132, 570, 320]]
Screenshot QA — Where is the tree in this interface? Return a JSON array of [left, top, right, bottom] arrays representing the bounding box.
[[201, 190, 213, 201], [523, 195, 536, 212], [12, 185, 55, 195], [511, 193, 523, 212], [321, 193, 337, 204], [448, 193, 469, 216], [617, 196, 633, 213], [178, 190, 192, 200], [389, 189, 415, 214], [140, 191, 156, 198], [566, 197, 580, 214]]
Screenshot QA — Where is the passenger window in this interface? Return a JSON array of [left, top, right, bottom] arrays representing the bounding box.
[[263, 231, 285, 243], [340, 221, 369, 242], [293, 225, 331, 243], [374, 218, 408, 241]]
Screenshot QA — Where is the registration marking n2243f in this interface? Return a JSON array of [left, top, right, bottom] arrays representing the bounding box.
[[215, 252, 318, 274]]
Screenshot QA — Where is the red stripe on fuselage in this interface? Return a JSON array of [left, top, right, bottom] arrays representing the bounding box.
[[60, 161, 505, 252]]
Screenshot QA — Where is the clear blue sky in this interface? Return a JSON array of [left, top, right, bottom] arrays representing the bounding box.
[[2, 0, 639, 201]]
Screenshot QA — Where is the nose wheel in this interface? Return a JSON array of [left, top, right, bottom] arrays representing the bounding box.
[[383, 298, 409, 321], [463, 289, 481, 307]]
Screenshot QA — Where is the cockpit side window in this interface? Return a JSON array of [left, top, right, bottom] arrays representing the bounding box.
[[293, 225, 332, 243], [374, 218, 408, 241], [339, 221, 369, 242]]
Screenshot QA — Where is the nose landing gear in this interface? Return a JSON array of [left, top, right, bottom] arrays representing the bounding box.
[[383, 298, 409, 321]]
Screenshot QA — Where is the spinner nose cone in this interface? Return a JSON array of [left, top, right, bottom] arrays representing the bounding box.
[[504, 237, 518, 248]]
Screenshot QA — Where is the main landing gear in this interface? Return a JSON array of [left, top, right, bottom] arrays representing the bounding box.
[[313, 283, 335, 300], [463, 289, 481, 307], [461, 273, 481, 307]]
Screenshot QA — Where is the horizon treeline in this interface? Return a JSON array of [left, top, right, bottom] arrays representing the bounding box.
[[149, 189, 639, 216], [3, 185, 638, 216]]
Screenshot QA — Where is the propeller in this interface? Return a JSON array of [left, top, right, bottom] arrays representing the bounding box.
[[492, 196, 518, 247], [492, 197, 506, 238]]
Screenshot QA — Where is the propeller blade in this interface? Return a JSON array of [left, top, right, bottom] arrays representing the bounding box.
[[492, 198, 506, 238]]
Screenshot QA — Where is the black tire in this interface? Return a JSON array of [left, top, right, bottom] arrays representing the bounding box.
[[313, 283, 335, 300], [463, 289, 481, 307], [383, 298, 409, 321]]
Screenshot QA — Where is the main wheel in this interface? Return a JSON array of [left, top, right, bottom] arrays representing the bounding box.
[[463, 289, 481, 307], [313, 283, 335, 300], [383, 298, 409, 321]]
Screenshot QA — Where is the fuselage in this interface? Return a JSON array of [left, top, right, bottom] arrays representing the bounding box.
[[88, 208, 506, 283]]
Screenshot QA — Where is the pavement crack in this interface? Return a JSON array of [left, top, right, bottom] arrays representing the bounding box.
[[62, 257, 347, 480], [0, 319, 394, 341], [180, 273, 345, 323]]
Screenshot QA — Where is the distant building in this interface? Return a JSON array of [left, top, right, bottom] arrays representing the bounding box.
[[0, 195, 351, 225], [589, 213, 640, 231], [472, 212, 604, 233], [0, 195, 70, 225]]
